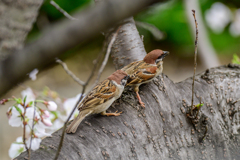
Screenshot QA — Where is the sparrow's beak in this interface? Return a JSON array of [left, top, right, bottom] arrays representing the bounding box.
[[162, 51, 169, 59]]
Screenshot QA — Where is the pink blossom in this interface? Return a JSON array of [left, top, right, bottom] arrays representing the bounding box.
[[42, 118, 52, 126], [42, 110, 50, 118], [45, 101, 57, 111]]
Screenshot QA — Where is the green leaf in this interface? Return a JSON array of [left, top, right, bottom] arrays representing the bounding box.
[[232, 54, 240, 64], [51, 111, 58, 118], [23, 96, 27, 104], [14, 105, 22, 114], [29, 101, 33, 106], [18, 147, 25, 153], [14, 98, 22, 104], [195, 103, 204, 109]]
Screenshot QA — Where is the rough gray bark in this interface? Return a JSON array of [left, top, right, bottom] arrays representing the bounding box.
[[0, 0, 163, 97], [109, 17, 147, 69], [16, 64, 240, 160], [0, 0, 43, 60]]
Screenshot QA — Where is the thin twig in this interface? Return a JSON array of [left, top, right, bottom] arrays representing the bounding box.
[[21, 103, 30, 157], [50, 0, 78, 21], [56, 59, 85, 86], [28, 102, 36, 159], [135, 21, 164, 40], [191, 10, 199, 115], [91, 27, 121, 88], [54, 51, 102, 160]]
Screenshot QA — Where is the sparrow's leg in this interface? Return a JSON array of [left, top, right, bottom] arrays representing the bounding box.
[[101, 110, 122, 116], [134, 86, 145, 108]]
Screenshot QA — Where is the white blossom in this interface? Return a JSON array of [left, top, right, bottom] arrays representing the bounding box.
[[205, 2, 232, 33], [26, 138, 42, 151], [8, 137, 25, 159], [46, 101, 57, 111], [30, 122, 52, 138], [21, 88, 36, 105], [29, 68, 39, 81], [24, 107, 52, 138], [46, 118, 64, 134], [8, 106, 23, 127], [63, 94, 82, 120]]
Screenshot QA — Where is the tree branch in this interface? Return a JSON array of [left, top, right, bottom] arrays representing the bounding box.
[[56, 59, 85, 86], [0, 0, 43, 59], [50, 0, 78, 21]]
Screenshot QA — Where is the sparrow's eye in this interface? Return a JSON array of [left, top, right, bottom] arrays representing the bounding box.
[[158, 55, 162, 59], [121, 76, 129, 86], [156, 56, 163, 63], [124, 75, 130, 80]]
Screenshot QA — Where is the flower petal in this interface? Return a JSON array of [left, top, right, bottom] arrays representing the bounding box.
[[21, 88, 36, 104], [27, 138, 42, 151], [8, 107, 23, 127], [47, 101, 57, 111], [8, 137, 25, 159]]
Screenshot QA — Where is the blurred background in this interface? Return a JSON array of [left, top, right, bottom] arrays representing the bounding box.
[[1, 0, 240, 159]]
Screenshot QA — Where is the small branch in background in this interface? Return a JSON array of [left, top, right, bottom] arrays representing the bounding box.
[[54, 51, 102, 160], [56, 59, 85, 86], [190, 10, 199, 115], [50, 0, 78, 21], [135, 21, 164, 40], [91, 27, 121, 88]]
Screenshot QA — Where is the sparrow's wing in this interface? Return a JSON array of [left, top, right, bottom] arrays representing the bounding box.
[[121, 61, 144, 74], [127, 65, 157, 85], [78, 79, 116, 111]]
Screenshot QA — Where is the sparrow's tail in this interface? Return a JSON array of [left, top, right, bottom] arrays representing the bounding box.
[[66, 110, 92, 133]]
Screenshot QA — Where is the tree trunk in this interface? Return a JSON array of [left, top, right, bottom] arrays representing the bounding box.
[[0, 0, 43, 60]]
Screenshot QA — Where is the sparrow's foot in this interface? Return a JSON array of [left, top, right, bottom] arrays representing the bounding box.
[[139, 101, 145, 108], [136, 91, 145, 108], [101, 110, 122, 116]]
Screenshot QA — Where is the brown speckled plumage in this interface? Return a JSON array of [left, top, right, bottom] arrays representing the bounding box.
[[121, 49, 169, 107], [66, 70, 128, 133]]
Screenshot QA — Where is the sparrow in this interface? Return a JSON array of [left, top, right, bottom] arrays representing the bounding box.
[[121, 49, 169, 108], [66, 70, 129, 133]]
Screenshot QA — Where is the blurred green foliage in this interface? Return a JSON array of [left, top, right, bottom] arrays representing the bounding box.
[[232, 54, 240, 64], [28, 0, 239, 58], [135, 0, 240, 56]]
